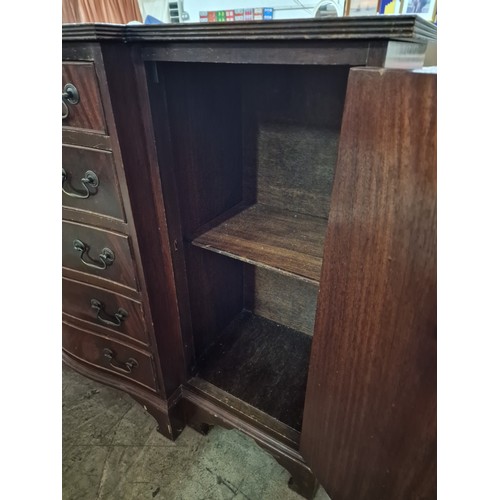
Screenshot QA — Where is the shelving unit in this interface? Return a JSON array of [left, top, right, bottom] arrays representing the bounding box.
[[192, 203, 327, 284], [147, 59, 345, 432]]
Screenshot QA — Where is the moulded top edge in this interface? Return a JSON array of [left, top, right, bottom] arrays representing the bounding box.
[[62, 15, 436, 43]]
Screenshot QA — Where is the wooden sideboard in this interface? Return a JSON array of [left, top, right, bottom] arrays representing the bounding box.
[[62, 16, 436, 499]]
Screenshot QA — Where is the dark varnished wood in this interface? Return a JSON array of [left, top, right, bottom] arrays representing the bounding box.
[[185, 247, 244, 357], [155, 61, 244, 237], [300, 68, 436, 499], [62, 144, 126, 222], [186, 377, 300, 449], [99, 43, 195, 396], [62, 277, 149, 346], [246, 266, 318, 337], [197, 310, 312, 431], [83, 42, 170, 399], [62, 16, 436, 42], [62, 61, 107, 134], [62, 206, 127, 235], [142, 41, 376, 66], [193, 204, 327, 284], [62, 220, 139, 291], [62, 20, 437, 500], [181, 381, 318, 499], [63, 320, 158, 392], [62, 129, 112, 150], [62, 267, 141, 302], [241, 63, 348, 218]]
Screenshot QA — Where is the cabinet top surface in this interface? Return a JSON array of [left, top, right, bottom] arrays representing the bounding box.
[[62, 15, 436, 42]]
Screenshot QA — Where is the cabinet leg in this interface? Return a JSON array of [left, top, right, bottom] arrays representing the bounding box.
[[189, 421, 213, 436], [288, 473, 319, 500], [130, 394, 184, 441]]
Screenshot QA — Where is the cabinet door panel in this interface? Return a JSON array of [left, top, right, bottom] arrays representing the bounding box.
[[301, 68, 436, 500]]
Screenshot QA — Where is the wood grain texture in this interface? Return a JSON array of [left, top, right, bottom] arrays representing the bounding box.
[[241, 64, 348, 218], [156, 61, 244, 236], [62, 277, 148, 346], [186, 377, 300, 449], [62, 61, 107, 133], [62, 220, 138, 290], [184, 247, 244, 358], [100, 43, 196, 396], [246, 266, 319, 337], [62, 16, 436, 42], [300, 68, 436, 500], [62, 320, 158, 392], [141, 41, 373, 66], [193, 204, 327, 284], [62, 129, 111, 150], [62, 144, 126, 221]]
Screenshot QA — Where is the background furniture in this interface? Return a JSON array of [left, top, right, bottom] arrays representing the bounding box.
[[62, 16, 436, 499]]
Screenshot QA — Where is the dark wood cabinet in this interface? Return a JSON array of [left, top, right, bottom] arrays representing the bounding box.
[[63, 17, 436, 500]]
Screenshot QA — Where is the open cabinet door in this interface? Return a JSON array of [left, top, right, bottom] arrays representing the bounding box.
[[300, 68, 437, 499]]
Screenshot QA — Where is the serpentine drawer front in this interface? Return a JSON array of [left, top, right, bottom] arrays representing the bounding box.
[[62, 321, 158, 392], [62, 144, 125, 221], [62, 278, 149, 346], [62, 220, 138, 290], [61, 37, 178, 441], [62, 62, 107, 134]]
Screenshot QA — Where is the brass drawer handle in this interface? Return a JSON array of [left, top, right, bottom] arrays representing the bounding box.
[[73, 239, 115, 270], [62, 83, 80, 120], [103, 347, 137, 374], [62, 168, 99, 199], [91, 298, 128, 327]]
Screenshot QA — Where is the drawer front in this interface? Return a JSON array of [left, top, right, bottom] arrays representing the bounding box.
[[62, 221, 138, 290], [62, 321, 158, 391], [62, 278, 149, 346], [62, 62, 107, 134], [62, 145, 125, 221]]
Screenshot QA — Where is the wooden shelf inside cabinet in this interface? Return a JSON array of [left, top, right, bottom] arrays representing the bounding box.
[[191, 204, 327, 285]]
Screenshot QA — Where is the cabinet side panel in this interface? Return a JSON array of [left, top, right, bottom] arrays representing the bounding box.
[[300, 68, 436, 500], [100, 43, 191, 396], [156, 62, 244, 237]]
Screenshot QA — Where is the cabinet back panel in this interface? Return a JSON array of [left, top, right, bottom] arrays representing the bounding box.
[[244, 266, 318, 336], [152, 63, 350, 236], [242, 64, 350, 218]]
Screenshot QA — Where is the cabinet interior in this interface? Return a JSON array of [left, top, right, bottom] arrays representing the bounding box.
[[148, 61, 350, 431]]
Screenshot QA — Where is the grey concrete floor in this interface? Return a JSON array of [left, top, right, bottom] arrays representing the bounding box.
[[62, 364, 330, 500]]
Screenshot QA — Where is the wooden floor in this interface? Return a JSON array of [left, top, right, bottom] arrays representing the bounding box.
[[197, 310, 312, 431]]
